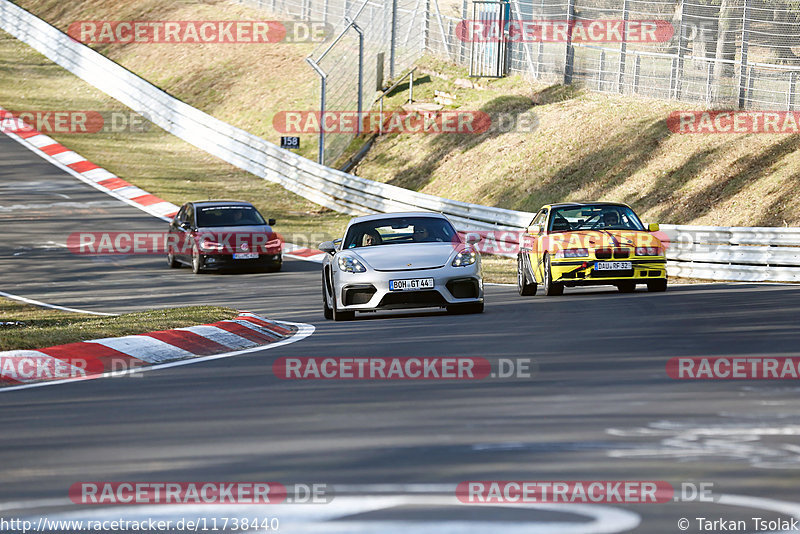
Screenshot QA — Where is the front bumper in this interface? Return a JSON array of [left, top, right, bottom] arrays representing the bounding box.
[[551, 258, 667, 286], [199, 253, 282, 271], [334, 267, 483, 311]]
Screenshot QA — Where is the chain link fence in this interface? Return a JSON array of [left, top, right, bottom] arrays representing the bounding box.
[[237, 0, 427, 165], [239, 0, 800, 163], [445, 0, 800, 110]]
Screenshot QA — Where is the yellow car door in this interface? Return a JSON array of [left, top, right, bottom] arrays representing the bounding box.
[[527, 209, 548, 283]]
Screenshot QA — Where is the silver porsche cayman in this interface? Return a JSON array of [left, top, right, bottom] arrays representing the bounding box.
[[319, 212, 484, 320]]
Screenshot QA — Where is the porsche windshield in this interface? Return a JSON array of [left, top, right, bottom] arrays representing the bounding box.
[[344, 217, 458, 248], [549, 205, 645, 232]]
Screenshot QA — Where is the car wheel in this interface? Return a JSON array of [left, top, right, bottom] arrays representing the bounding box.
[[322, 271, 333, 320], [617, 281, 636, 293], [447, 302, 484, 314], [167, 252, 179, 269], [191, 245, 205, 274], [543, 254, 564, 296], [647, 279, 668, 292], [517, 254, 537, 296]]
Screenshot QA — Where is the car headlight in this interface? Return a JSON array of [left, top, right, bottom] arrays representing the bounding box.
[[338, 255, 367, 273], [452, 249, 477, 267], [635, 247, 663, 256], [198, 241, 223, 252], [554, 248, 589, 259]]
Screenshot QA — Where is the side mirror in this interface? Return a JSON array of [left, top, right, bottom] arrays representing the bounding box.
[[647, 223, 660, 232], [268, 218, 277, 226], [319, 241, 337, 254], [465, 234, 481, 245], [527, 224, 542, 235]]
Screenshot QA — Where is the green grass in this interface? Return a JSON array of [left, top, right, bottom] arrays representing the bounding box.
[[481, 255, 516, 285], [0, 297, 238, 351]]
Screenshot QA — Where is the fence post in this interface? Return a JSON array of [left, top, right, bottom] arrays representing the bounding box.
[[705, 60, 713, 106], [306, 58, 327, 165], [564, 0, 575, 84], [323, 0, 329, 25], [633, 53, 641, 94], [459, 0, 468, 64], [598, 49, 605, 90], [737, 0, 751, 109], [352, 21, 364, 135], [537, 41, 544, 79], [536, 0, 545, 78], [390, 0, 398, 78], [512, 0, 537, 77], [381, 0, 387, 40], [669, 56, 677, 98], [423, 0, 430, 51], [617, 0, 629, 93], [674, 0, 687, 99], [432, 0, 454, 60], [789, 71, 797, 111]]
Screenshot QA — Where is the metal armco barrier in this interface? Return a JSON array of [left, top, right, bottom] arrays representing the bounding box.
[[660, 225, 800, 282], [1, 1, 798, 283]]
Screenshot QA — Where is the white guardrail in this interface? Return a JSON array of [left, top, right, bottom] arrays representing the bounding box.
[[660, 225, 800, 283], [1, 0, 799, 283]]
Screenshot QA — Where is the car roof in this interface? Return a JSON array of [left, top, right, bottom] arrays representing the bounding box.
[[189, 200, 255, 208], [543, 201, 632, 210], [348, 211, 449, 224]]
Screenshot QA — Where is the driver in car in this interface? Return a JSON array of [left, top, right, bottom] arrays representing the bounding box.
[[413, 225, 431, 242], [602, 211, 620, 228], [362, 230, 381, 246]]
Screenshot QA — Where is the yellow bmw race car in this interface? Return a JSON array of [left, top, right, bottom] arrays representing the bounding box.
[[517, 202, 668, 296]]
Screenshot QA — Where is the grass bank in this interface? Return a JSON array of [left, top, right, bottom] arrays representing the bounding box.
[[0, 297, 237, 351]]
